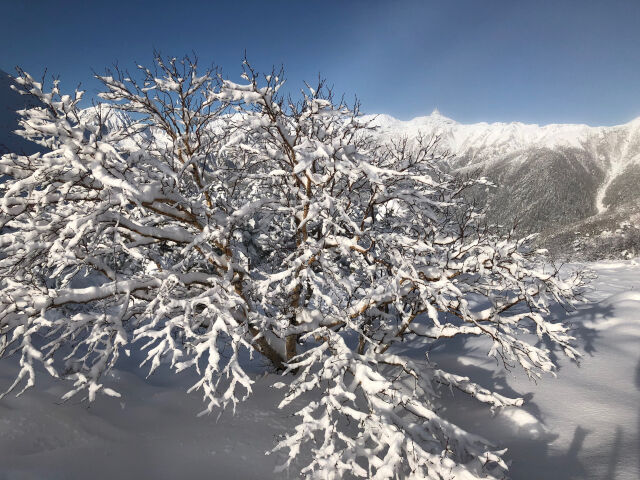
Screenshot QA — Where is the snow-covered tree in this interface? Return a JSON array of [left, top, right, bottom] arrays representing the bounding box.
[[0, 54, 587, 479]]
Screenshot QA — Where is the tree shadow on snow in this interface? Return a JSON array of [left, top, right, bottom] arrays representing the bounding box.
[[535, 299, 610, 371], [505, 425, 590, 480], [604, 426, 623, 480], [636, 357, 640, 477], [417, 334, 598, 480]]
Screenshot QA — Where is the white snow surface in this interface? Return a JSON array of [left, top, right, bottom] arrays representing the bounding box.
[[366, 112, 640, 217], [366, 111, 640, 186], [364, 111, 596, 152], [1, 259, 639, 479], [364, 111, 640, 154]]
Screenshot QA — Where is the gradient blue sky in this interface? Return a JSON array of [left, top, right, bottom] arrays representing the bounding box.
[[2, 0, 640, 125]]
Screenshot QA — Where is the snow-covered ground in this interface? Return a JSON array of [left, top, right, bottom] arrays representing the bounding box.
[[1, 260, 639, 479], [434, 260, 640, 480]]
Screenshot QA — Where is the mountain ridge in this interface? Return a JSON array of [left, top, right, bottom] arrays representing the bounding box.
[[365, 111, 640, 258], [1, 71, 638, 258]]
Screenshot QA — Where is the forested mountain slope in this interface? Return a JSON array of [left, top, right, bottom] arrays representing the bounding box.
[[367, 112, 640, 257]]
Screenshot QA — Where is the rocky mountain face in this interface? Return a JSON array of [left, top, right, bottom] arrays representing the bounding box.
[[0, 70, 43, 156], [365, 111, 640, 259]]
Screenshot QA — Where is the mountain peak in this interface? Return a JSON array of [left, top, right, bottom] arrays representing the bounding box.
[[427, 108, 455, 124]]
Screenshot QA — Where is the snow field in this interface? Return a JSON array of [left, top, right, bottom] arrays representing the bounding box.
[[0, 259, 638, 479]]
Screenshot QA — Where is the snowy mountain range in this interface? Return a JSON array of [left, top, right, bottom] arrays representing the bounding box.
[[2, 68, 638, 258], [365, 111, 640, 257]]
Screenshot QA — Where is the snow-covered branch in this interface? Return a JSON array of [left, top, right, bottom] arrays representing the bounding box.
[[0, 54, 587, 479]]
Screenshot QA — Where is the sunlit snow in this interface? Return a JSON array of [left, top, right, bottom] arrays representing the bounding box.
[[0, 260, 638, 479]]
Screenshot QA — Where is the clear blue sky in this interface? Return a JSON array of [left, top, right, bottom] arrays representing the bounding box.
[[2, 0, 640, 125]]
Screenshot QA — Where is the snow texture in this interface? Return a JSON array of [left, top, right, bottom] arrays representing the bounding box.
[[0, 260, 637, 479], [0, 56, 634, 479], [367, 111, 640, 238]]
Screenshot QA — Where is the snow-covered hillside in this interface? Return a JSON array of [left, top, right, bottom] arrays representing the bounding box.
[[1, 66, 639, 479], [365, 111, 640, 251], [364, 110, 595, 156], [0, 259, 639, 480], [364, 111, 640, 179]]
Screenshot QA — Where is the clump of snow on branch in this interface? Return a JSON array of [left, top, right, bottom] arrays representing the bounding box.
[[0, 54, 588, 479]]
